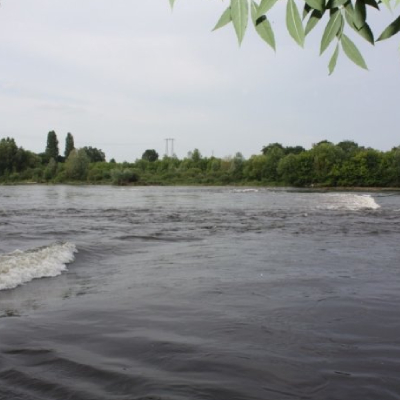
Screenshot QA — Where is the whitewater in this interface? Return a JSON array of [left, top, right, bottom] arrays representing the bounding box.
[[0, 242, 77, 291]]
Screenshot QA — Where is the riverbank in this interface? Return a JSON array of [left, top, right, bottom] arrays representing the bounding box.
[[2, 181, 400, 192]]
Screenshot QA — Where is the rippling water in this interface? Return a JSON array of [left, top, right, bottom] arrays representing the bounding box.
[[1, 185, 400, 400]]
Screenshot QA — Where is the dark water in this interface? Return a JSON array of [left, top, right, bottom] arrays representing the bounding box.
[[1, 185, 400, 400]]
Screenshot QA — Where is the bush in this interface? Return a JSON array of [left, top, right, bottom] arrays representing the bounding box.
[[65, 149, 89, 181], [111, 168, 140, 185]]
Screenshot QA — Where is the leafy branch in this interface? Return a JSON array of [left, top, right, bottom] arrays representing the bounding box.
[[169, 0, 400, 73]]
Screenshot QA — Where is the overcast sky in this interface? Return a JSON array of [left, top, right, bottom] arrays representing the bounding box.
[[0, 0, 399, 161]]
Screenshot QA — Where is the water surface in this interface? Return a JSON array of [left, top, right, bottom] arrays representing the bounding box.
[[1, 186, 399, 400]]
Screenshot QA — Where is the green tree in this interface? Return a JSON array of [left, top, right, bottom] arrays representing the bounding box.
[[358, 149, 383, 186], [277, 153, 300, 185], [384, 148, 400, 186], [191, 149, 202, 165], [14, 148, 41, 172], [261, 143, 286, 181], [82, 146, 106, 163], [207, 157, 222, 173], [338, 148, 383, 186], [311, 142, 344, 185], [44, 158, 58, 181], [170, 0, 400, 73], [142, 149, 159, 162], [0, 137, 18, 175], [64, 133, 75, 158], [337, 140, 360, 156], [243, 154, 267, 181], [0, 138, 41, 180], [230, 152, 245, 179], [88, 162, 115, 182], [261, 143, 284, 156], [45, 131, 59, 161], [65, 149, 90, 180], [111, 168, 140, 185], [285, 145, 305, 155], [289, 151, 315, 186]]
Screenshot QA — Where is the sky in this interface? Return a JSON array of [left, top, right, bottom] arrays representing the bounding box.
[[0, 0, 399, 162]]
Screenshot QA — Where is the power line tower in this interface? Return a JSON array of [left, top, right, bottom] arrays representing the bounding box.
[[164, 138, 175, 157]]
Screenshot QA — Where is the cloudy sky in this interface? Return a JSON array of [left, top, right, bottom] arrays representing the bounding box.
[[0, 0, 399, 161]]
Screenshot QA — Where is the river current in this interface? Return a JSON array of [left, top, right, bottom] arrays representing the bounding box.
[[0, 185, 399, 400]]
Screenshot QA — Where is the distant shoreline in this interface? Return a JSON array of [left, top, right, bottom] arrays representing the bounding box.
[[1, 182, 400, 192], [300, 186, 400, 192]]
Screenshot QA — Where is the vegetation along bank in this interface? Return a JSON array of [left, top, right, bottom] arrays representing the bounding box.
[[1, 132, 400, 187]]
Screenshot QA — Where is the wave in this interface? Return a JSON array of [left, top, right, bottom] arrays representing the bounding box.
[[231, 188, 259, 193], [320, 194, 380, 211], [0, 242, 77, 291]]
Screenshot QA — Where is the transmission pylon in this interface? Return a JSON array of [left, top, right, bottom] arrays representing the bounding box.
[[164, 138, 175, 157]]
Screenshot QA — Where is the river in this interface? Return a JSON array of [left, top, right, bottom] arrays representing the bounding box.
[[1, 185, 399, 400]]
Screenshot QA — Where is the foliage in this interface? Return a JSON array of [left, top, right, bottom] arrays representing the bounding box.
[[3, 134, 400, 188], [82, 146, 106, 163], [142, 149, 159, 162], [170, 0, 400, 73], [44, 158, 58, 182], [190, 149, 203, 165], [45, 131, 59, 162], [337, 140, 361, 155], [111, 168, 140, 185], [0, 137, 40, 178], [0, 137, 18, 175], [87, 162, 115, 183], [230, 152, 245, 179], [310, 141, 344, 185], [65, 149, 90, 181], [65, 133, 75, 158]]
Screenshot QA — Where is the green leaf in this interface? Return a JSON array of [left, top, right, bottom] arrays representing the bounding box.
[[343, 1, 354, 20], [337, 11, 345, 38], [251, 1, 276, 50], [377, 15, 400, 41], [354, 0, 367, 29], [305, 0, 325, 12], [231, 0, 249, 45], [327, 0, 349, 8], [356, 22, 375, 44], [212, 7, 232, 31], [169, 0, 176, 8], [303, 3, 312, 20], [251, 1, 262, 22], [344, 2, 374, 44], [343, 1, 355, 24], [328, 44, 340, 74], [286, 0, 306, 47], [320, 10, 343, 54], [305, 9, 324, 35], [341, 34, 368, 69], [364, 0, 380, 10], [257, 0, 280, 18]]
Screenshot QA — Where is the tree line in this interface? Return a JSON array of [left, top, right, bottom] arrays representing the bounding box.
[[1, 133, 400, 187], [0, 131, 107, 183]]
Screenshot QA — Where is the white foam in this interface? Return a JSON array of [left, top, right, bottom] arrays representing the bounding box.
[[232, 189, 259, 193], [320, 193, 380, 211], [0, 242, 77, 291]]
